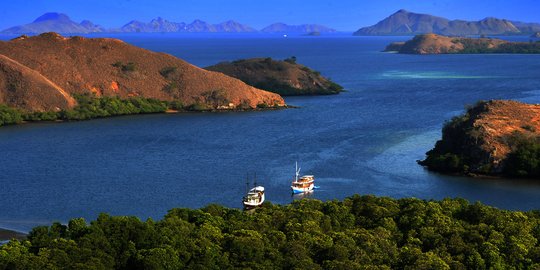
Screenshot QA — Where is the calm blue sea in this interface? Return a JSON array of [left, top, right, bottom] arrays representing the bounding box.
[[1, 33, 540, 232]]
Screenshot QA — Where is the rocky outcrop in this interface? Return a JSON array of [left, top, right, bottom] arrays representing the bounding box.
[[205, 57, 343, 96], [0, 33, 285, 112], [385, 34, 540, 54], [419, 100, 540, 176], [355, 9, 524, 36]]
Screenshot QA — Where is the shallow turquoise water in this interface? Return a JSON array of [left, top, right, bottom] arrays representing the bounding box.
[[1, 34, 540, 232]]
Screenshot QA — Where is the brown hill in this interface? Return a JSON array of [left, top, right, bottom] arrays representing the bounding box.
[[419, 100, 540, 176], [0, 54, 76, 111], [0, 33, 284, 112], [385, 33, 540, 54], [205, 57, 343, 96]]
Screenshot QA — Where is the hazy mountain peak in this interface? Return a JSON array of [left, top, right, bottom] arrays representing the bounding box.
[[1, 12, 103, 34], [395, 9, 409, 14], [33, 12, 71, 23]]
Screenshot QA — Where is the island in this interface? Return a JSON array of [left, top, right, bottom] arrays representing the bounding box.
[[0, 32, 286, 127], [419, 100, 540, 178], [385, 34, 540, 54], [205, 57, 343, 96]]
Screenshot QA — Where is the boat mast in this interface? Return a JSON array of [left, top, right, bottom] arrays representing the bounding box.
[[254, 172, 257, 187], [295, 161, 300, 182], [246, 173, 250, 193]]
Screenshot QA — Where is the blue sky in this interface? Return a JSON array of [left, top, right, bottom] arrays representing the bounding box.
[[0, 0, 539, 31]]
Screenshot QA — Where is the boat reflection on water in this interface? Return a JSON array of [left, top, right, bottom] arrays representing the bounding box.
[[292, 190, 314, 200]]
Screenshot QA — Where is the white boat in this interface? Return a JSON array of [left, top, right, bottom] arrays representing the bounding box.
[[291, 162, 315, 194], [243, 186, 265, 208]]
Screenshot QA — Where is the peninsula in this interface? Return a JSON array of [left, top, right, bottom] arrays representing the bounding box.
[[205, 57, 343, 96], [0, 32, 285, 126], [419, 100, 540, 178], [385, 34, 540, 54]]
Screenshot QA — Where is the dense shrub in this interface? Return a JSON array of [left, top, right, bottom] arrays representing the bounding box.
[[0, 104, 23, 126], [57, 94, 168, 120], [2, 196, 540, 269], [159, 66, 177, 78], [505, 136, 540, 177]]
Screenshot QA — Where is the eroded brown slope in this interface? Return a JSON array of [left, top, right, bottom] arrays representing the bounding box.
[[0, 33, 284, 111], [470, 101, 540, 162], [0, 54, 76, 111], [385, 34, 510, 54]]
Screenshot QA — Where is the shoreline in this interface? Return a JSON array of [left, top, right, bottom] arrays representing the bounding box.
[[2, 104, 296, 128]]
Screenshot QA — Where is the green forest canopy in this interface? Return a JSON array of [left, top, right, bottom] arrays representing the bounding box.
[[2, 195, 540, 269]]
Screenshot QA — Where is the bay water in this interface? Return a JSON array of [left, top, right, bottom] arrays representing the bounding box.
[[1, 33, 540, 232]]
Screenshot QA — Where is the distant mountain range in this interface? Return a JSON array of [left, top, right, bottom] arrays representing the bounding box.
[[0, 12, 335, 34], [354, 9, 540, 36]]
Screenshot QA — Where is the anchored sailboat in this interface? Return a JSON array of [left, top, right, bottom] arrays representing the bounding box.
[[290, 162, 315, 194], [242, 173, 265, 209]]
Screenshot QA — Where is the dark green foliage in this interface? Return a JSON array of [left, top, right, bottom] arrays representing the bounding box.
[[201, 90, 229, 107], [505, 136, 540, 177], [419, 108, 475, 174], [1, 94, 169, 125], [112, 61, 136, 72], [458, 39, 540, 54], [256, 103, 269, 108], [159, 66, 177, 78], [185, 103, 212, 111], [3, 196, 540, 269], [208, 57, 344, 96], [284, 56, 297, 64], [421, 101, 540, 178], [167, 100, 184, 110], [0, 104, 23, 126], [56, 94, 168, 120]]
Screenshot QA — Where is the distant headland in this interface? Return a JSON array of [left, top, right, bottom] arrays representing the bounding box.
[[205, 57, 343, 96], [384, 34, 540, 54]]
